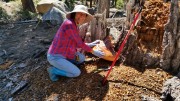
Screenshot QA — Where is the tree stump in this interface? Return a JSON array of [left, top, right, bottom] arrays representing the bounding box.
[[90, 0, 110, 41], [160, 0, 180, 73], [90, 11, 107, 41], [116, 0, 176, 69]]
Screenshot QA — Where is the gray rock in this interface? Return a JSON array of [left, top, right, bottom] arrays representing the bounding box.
[[17, 63, 27, 68], [161, 73, 180, 101], [42, 7, 66, 26]]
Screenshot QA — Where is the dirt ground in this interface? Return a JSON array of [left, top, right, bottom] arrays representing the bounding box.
[[0, 0, 174, 101], [0, 20, 173, 101]]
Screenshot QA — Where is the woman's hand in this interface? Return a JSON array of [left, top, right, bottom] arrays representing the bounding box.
[[92, 50, 105, 58]]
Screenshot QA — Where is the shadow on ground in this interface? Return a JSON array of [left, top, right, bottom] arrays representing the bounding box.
[[13, 60, 109, 101]]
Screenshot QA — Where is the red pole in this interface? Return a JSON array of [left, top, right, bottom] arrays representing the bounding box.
[[102, 7, 142, 85]]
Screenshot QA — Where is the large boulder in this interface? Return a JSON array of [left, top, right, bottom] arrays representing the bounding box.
[[36, 0, 68, 14], [42, 7, 66, 26]]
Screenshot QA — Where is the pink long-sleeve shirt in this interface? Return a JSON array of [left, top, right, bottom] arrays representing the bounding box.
[[48, 19, 92, 59]]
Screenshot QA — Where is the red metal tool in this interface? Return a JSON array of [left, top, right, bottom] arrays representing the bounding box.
[[102, 7, 143, 85]]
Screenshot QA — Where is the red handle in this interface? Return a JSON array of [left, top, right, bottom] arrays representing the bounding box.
[[102, 7, 142, 85]]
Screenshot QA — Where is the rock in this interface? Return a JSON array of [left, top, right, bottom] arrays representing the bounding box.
[[161, 72, 180, 101], [42, 7, 66, 26], [17, 63, 27, 68]]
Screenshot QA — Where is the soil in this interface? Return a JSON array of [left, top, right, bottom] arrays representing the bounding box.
[[0, 18, 173, 101], [0, 1, 174, 101]]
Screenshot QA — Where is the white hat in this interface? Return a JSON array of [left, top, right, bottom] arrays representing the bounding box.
[[66, 5, 93, 24]]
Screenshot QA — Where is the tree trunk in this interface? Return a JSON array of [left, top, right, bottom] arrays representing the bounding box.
[[160, 0, 180, 73], [21, 0, 36, 13], [90, 12, 107, 41], [97, 0, 110, 18], [90, 0, 110, 41], [115, 0, 178, 69]]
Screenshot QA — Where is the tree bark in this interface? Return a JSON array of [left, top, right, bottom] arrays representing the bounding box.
[[21, 0, 36, 13], [160, 0, 180, 73], [119, 0, 180, 72], [90, 11, 107, 41], [90, 0, 110, 41], [115, 0, 173, 68], [97, 0, 110, 18]]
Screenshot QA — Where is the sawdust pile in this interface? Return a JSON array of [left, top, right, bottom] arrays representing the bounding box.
[[136, 0, 170, 54]]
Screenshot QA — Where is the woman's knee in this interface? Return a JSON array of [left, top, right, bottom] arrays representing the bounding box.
[[74, 70, 81, 77], [68, 69, 81, 77]]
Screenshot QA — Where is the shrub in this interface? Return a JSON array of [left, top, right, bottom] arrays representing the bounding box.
[[16, 8, 37, 20], [116, 0, 124, 9], [0, 7, 10, 21]]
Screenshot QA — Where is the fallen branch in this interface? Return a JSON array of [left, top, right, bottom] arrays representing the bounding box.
[[0, 20, 39, 25], [11, 80, 28, 96]]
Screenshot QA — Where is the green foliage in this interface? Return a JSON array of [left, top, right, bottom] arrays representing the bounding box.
[[116, 0, 124, 9], [17, 9, 37, 20], [0, 7, 10, 21]]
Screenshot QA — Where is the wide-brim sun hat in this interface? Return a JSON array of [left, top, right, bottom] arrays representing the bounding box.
[[66, 5, 93, 24]]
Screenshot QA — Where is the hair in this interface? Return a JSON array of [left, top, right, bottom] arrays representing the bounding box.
[[70, 12, 76, 20]]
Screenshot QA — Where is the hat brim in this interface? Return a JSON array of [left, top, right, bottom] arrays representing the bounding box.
[[66, 10, 93, 24]]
